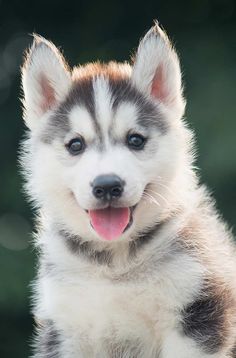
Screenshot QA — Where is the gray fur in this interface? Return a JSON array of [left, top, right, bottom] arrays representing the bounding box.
[[34, 321, 60, 358], [61, 230, 114, 266], [41, 108, 71, 144], [109, 78, 168, 134], [41, 77, 102, 144], [231, 344, 236, 357]]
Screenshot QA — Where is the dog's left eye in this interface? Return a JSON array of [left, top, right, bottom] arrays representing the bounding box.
[[66, 137, 85, 155], [127, 133, 146, 150]]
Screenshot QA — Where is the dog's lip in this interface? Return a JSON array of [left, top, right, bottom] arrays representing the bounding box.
[[124, 206, 135, 232], [85, 205, 136, 214]]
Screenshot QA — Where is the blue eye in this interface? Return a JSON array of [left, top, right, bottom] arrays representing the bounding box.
[[66, 137, 85, 155], [127, 133, 146, 150]]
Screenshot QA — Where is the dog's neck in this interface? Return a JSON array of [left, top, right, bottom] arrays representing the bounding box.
[[59, 220, 165, 264]]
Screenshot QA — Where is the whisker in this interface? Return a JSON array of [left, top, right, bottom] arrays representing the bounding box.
[[142, 191, 161, 207], [149, 180, 176, 198], [147, 188, 170, 206]]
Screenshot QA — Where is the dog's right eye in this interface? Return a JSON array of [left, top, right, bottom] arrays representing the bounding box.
[[66, 137, 85, 155]]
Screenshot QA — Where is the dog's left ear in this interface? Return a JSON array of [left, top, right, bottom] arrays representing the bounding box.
[[132, 23, 185, 119], [21, 35, 71, 130]]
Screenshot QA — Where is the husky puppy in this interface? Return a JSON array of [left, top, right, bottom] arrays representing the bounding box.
[[21, 24, 236, 357]]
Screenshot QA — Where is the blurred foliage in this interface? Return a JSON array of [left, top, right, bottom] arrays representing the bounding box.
[[0, 0, 236, 356]]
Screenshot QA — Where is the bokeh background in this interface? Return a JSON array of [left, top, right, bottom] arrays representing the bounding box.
[[0, 0, 236, 356]]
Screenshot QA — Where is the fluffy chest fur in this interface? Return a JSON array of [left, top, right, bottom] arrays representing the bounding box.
[[36, 222, 204, 356]]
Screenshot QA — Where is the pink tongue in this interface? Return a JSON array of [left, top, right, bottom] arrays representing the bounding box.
[[89, 207, 130, 241]]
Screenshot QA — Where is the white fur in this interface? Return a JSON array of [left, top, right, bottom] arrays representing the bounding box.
[[161, 331, 226, 358], [113, 101, 139, 138], [69, 105, 96, 142], [93, 76, 113, 137]]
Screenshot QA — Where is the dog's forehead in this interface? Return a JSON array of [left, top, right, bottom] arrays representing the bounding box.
[[42, 67, 168, 144], [68, 78, 139, 140]]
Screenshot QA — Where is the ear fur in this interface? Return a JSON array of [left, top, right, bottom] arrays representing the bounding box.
[[21, 35, 71, 130], [132, 22, 185, 119]]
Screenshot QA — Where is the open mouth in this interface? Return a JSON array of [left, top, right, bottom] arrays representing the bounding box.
[[87, 206, 135, 241]]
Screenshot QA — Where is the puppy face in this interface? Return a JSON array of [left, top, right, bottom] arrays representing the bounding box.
[[21, 25, 186, 242]]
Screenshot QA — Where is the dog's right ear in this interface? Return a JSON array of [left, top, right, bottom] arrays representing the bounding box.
[[21, 35, 71, 130]]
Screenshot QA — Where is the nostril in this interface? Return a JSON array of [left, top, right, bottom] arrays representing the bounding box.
[[110, 185, 123, 197], [93, 187, 105, 199], [92, 174, 125, 200]]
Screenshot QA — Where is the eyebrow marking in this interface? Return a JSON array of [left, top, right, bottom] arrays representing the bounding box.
[[109, 78, 168, 133], [64, 78, 102, 137], [41, 77, 102, 144], [69, 105, 95, 142]]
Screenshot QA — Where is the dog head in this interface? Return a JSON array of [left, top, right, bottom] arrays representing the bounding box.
[[21, 24, 191, 242]]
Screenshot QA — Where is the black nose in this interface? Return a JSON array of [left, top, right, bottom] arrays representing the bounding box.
[[92, 175, 124, 200]]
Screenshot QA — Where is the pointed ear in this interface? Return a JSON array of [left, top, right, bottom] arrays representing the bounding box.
[[131, 23, 185, 119], [21, 35, 71, 130]]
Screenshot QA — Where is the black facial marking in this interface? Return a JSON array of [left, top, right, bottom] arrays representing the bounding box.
[[64, 78, 103, 142], [181, 287, 229, 354], [41, 77, 102, 144], [109, 78, 168, 134], [61, 230, 113, 265], [34, 320, 60, 358], [41, 108, 70, 144], [64, 78, 96, 119]]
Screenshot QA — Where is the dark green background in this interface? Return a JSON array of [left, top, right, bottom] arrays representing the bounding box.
[[0, 0, 236, 356]]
